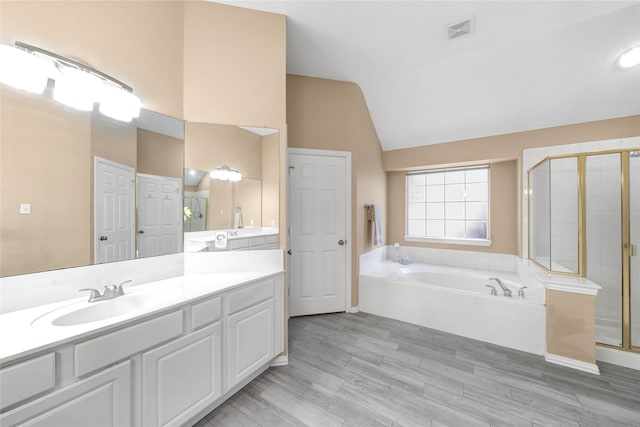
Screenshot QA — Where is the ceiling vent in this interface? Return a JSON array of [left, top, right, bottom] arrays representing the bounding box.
[[446, 16, 474, 40]]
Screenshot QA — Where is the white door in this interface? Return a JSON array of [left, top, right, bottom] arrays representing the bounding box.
[[137, 174, 182, 258], [95, 157, 135, 264], [288, 148, 351, 316]]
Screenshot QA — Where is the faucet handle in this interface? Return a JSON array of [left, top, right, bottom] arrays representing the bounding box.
[[517, 286, 528, 297], [485, 284, 498, 296], [115, 280, 132, 296], [79, 288, 101, 302]]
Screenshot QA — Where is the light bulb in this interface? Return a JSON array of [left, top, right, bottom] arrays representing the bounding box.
[[53, 66, 103, 111], [0, 44, 51, 94], [99, 85, 141, 122]]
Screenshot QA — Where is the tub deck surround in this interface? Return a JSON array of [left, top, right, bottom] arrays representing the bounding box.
[[359, 246, 546, 356], [0, 250, 284, 364]]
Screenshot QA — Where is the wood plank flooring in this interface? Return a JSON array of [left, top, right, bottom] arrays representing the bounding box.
[[194, 312, 640, 427]]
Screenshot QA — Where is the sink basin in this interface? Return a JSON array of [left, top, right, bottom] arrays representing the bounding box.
[[32, 289, 180, 328]]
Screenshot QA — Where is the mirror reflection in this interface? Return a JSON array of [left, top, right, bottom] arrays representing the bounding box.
[[182, 122, 279, 253], [0, 86, 280, 277]]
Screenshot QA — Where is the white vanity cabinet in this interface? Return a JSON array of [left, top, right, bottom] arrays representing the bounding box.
[[0, 361, 131, 427], [142, 322, 222, 427], [0, 272, 284, 427]]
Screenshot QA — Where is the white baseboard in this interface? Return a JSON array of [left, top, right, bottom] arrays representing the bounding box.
[[270, 355, 289, 367], [348, 306, 359, 313], [545, 353, 600, 375], [596, 346, 640, 371]]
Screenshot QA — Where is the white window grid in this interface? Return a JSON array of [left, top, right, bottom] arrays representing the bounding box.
[[406, 165, 489, 241]]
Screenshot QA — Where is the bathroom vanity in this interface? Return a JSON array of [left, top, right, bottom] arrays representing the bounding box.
[[0, 252, 285, 426]]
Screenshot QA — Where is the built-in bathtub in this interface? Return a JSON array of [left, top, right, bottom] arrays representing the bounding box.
[[359, 247, 546, 355]]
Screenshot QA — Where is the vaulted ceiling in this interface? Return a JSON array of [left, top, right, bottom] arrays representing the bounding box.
[[222, 1, 640, 151]]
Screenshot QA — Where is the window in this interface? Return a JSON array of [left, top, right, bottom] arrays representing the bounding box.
[[406, 165, 490, 244]]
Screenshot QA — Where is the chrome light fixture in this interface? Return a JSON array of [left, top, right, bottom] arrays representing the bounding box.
[[210, 166, 242, 182], [0, 41, 141, 122]]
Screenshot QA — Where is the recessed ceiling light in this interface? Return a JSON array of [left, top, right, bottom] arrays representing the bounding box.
[[617, 45, 640, 69]]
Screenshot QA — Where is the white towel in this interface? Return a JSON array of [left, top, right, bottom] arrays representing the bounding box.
[[373, 203, 383, 246]]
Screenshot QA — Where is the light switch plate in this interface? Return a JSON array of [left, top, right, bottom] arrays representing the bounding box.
[[19, 203, 31, 215]]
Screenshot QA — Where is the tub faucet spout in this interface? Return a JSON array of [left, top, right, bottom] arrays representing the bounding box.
[[489, 277, 512, 297]]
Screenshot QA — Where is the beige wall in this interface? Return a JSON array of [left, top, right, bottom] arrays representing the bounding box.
[[287, 74, 387, 306], [137, 129, 184, 179], [184, 123, 262, 179], [1, 88, 91, 276], [546, 290, 597, 364], [384, 115, 640, 256], [387, 160, 518, 254], [183, 1, 285, 127]]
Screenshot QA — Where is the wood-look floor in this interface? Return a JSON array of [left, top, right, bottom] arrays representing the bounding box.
[[194, 312, 640, 427]]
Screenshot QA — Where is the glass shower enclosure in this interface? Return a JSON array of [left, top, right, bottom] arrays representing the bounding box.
[[528, 149, 639, 353]]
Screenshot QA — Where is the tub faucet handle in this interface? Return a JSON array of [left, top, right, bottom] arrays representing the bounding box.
[[485, 284, 498, 296], [489, 277, 512, 297], [517, 286, 527, 298]]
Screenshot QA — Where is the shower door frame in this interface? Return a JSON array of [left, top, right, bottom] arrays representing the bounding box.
[[527, 147, 639, 354]]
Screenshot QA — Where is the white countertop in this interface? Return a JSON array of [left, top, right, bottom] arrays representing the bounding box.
[[0, 270, 282, 365]]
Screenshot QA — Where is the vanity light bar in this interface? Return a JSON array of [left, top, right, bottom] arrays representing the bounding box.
[[14, 41, 132, 92], [0, 41, 140, 122]]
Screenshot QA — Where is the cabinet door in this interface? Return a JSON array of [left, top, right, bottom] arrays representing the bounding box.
[[0, 361, 131, 427], [227, 299, 274, 388], [142, 322, 222, 427]]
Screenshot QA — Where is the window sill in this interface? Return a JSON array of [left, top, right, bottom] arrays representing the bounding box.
[[404, 236, 493, 247]]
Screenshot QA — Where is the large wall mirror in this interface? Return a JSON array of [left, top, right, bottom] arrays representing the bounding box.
[[0, 86, 279, 277]]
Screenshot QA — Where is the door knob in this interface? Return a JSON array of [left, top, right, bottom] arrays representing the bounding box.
[[99, 236, 108, 241], [338, 240, 346, 246], [287, 249, 292, 255], [139, 230, 145, 234]]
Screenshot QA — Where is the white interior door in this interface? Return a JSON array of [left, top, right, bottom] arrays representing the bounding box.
[[95, 157, 135, 264], [137, 174, 182, 258], [288, 148, 351, 316]]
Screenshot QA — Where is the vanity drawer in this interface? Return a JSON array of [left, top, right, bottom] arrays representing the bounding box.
[[191, 296, 222, 330], [249, 237, 266, 247], [228, 278, 274, 315], [0, 353, 55, 410], [266, 235, 279, 245], [74, 310, 184, 377], [229, 238, 249, 250]]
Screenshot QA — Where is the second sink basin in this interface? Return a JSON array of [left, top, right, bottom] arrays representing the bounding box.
[[32, 288, 180, 328]]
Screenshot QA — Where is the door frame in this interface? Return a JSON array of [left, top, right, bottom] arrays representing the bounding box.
[[136, 173, 184, 256], [94, 156, 135, 264], [287, 147, 352, 316]]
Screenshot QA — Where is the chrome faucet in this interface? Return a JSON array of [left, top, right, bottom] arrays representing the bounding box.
[[489, 277, 511, 297], [79, 280, 132, 302]]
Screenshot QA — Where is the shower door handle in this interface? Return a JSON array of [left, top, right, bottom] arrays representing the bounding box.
[[625, 243, 637, 257]]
